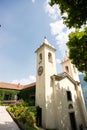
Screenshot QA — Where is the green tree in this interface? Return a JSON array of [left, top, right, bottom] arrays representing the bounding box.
[[50, 0, 87, 81], [50, 0, 87, 28], [67, 27, 87, 81], [19, 87, 35, 106]]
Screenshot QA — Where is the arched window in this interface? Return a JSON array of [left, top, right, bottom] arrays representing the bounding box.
[[68, 104, 73, 109], [39, 53, 42, 60], [65, 66, 69, 73], [48, 52, 52, 62], [39, 53, 42, 64]]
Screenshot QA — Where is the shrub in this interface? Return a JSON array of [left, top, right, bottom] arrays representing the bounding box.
[[26, 112, 35, 127], [7, 101, 36, 128], [28, 106, 37, 116]]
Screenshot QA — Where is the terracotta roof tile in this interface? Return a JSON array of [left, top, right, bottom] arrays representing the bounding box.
[[0, 82, 23, 90], [0, 82, 36, 90], [22, 82, 36, 89]]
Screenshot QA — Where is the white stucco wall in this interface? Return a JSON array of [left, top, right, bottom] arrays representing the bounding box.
[[35, 39, 87, 130], [61, 58, 80, 82], [54, 77, 86, 130], [36, 42, 57, 128]]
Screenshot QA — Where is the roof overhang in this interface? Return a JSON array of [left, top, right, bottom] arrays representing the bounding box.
[[51, 72, 80, 86]]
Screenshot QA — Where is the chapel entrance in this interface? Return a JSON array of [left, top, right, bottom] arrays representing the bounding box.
[[36, 106, 42, 127], [69, 112, 77, 130]]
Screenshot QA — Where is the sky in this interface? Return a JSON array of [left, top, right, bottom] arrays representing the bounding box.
[[0, 0, 74, 84]]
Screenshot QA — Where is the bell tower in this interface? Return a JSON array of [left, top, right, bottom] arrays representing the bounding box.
[[35, 37, 57, 128], [61, 52, 80, 82]]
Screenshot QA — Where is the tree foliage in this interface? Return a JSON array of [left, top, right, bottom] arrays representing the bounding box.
[[19, 87, 35, 106], [0, 88, 19, 100], [50, 0, 87, 28], [50, 0, 87, 81], [67, 27, 87, 81]]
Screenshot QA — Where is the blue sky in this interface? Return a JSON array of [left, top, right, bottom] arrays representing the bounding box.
[[0, 0, 74, 84]]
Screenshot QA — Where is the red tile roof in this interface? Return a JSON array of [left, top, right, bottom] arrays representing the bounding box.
[[22, 82, 36, 89], [0, 82, 36, 90], [0, 82, 23, 90]]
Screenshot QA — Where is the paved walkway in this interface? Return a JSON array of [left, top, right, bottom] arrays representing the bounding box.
[[0, 106, 20, 130], [0, 106, 45, 130]]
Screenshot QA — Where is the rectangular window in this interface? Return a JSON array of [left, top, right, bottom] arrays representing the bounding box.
[[66, 91, 72, 101]]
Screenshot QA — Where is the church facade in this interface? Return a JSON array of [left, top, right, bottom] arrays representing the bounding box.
[[0, 38, 87, 130], [35, 38, 87, 130]]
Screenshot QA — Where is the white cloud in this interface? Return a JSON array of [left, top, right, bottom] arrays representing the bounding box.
[[50, 20, 66, 35], [56, 58, 61, 64], [32, 0, 35, 3], [50, 20, 68, 55], [11, 75, 36, 85], [50, 20, 75, 55], [44, 0, 61, 20], [44, 1, 75, 56]]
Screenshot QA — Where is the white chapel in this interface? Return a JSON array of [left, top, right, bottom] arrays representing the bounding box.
[[35, 37, 87, 130]]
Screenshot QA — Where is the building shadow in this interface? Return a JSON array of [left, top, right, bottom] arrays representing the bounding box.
[[0, 117, 20, 130], [45, 79, 87, 130]]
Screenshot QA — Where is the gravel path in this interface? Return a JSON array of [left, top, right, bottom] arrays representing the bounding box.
[[0, 106, 20, 130]]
